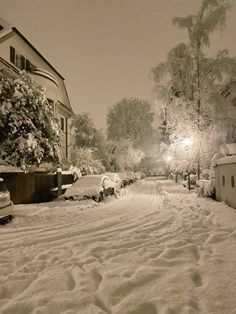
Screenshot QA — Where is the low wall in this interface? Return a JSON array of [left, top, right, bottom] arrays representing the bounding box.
[[1, 172, 35, 204], [0, 171, 73, 204]]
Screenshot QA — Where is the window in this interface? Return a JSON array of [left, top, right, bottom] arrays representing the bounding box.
[[231, 176, 235, 188], [222, 175, 225, 187], [10, 46, 32, 71], [60, 117, 65, 132], [232, 97, 236, 107], [0, 25, 3, 31]]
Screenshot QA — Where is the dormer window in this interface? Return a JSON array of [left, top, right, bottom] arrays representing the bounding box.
[[10, 46, 32, 71]]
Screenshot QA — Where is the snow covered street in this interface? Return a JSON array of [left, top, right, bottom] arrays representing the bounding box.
[[1, 178, 236, 314]]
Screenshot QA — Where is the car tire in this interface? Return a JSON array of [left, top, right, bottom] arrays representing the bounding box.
[[0, 215, 13, 225]]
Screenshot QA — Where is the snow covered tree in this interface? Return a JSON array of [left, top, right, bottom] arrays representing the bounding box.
[[109, 139, 145, 171], [71, 113, 111, 170], [107, 97, 157, 152], [151, 0, 236, 176], [70, 146, 105, 175], [72, 113, 97, 148], [0, 69, 60, 168]]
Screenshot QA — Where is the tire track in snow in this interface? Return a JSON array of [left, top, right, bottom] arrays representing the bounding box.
[[1, 178, 235, 314]]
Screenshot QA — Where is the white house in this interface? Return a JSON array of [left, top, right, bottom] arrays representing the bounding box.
[[213, 144, 236, 209], [0, 17, 74, 160]]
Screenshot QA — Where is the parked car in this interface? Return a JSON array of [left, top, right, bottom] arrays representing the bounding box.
[[0, 178, 13, 225], [118, 172, 129, 187], [118, 171, 136, 187], [125, 171, 136, 184], [64, 175, 115, 202], [141, 171, 147, 179], [104, 172, 122, 192], [134, 172, 144, 180]]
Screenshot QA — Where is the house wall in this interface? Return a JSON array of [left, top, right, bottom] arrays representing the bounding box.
[[0, 32, 68, 105], [0, 31, 74, 159], [214, 163, 236, 209]]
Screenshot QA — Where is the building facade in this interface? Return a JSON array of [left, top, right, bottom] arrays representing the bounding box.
[[0, 18, 74, 160], [214, 155, 236, 209]]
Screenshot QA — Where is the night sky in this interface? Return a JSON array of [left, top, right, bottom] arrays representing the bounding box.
[[1, 0, 236, 129]]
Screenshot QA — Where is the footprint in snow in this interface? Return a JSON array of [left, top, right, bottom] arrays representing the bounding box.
[[191, 271, 203, 287]]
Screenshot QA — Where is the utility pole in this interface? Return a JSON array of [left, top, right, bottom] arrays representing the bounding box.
[[196, 38, 201, 181]]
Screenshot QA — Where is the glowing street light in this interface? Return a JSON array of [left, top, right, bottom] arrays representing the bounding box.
[[165, 156, 172, 161], [181, 137, 193, 147]]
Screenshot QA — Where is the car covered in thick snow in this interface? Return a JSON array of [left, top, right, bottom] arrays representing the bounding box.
[[0, 178, 13, 224], [119, 171, 136, 187], [104, 172, 122, 192], [64, 175, 115, 202]]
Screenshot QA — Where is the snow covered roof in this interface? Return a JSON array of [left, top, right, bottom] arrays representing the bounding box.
[[212, 144, 236, 166], [214, 155, 236, 166], [219, 143, 236, 156]]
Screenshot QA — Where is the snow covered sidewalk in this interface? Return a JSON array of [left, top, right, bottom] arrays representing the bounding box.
[[0, 178, 236, 314]]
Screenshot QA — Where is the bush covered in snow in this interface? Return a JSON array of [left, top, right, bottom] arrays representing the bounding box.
[[197, 179, 215, 198], [0, 69, 60, 168]]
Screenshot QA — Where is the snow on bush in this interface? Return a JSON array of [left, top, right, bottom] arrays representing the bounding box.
[[0, 69, 60, 168], [197, 179, 215, 198], [68, 165, 82, 182], [201, 169, 211, 180]]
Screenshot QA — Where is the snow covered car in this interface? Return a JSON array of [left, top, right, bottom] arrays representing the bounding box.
[[126, 171, 136, 184], [0, 178, 13, 224], [118, 172, 130, 187], [64, 175, 115, 202], [134, 172, 143, 180], [104, 172, 122, 192], [118, 171, 136, 187]]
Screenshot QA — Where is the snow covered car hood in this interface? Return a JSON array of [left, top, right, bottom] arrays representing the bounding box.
[[64, 185, 102, 198]]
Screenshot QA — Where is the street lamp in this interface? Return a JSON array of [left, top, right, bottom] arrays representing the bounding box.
[[165, 156, 172, 161], [181, 137, 193, 147]]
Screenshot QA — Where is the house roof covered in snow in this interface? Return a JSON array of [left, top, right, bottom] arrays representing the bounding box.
[[214, 155, 236, 166]]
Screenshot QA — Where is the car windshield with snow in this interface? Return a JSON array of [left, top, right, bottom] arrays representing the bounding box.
[[64, 175, 115, 202]]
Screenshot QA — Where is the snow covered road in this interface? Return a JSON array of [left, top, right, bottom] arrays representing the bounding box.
[[1, 178, 236, 314]]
